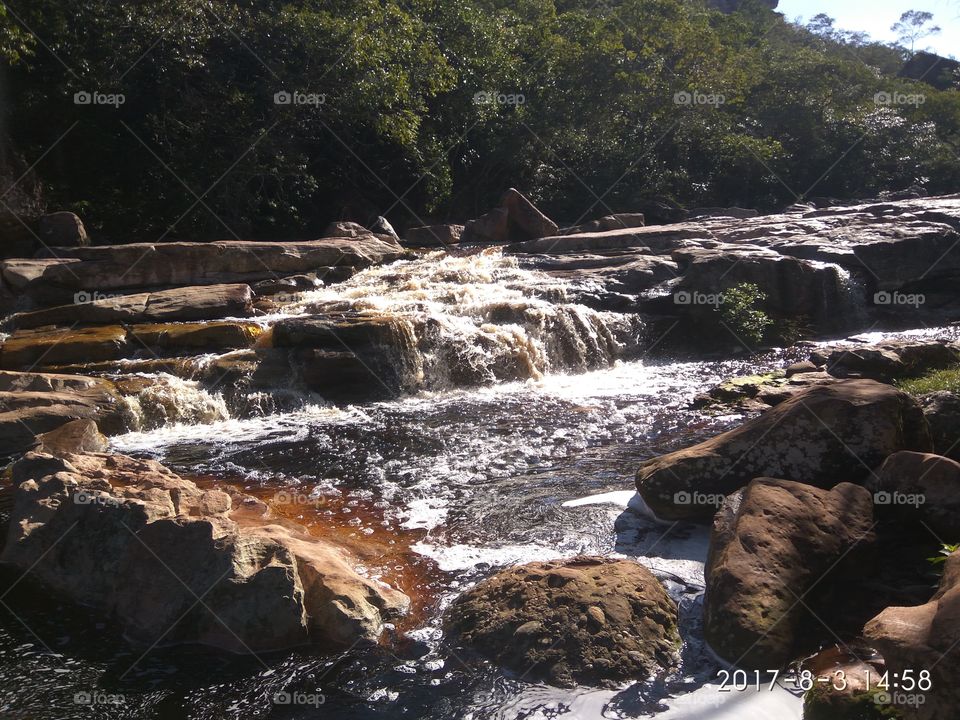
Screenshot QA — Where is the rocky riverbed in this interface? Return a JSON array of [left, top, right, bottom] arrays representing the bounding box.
[[2, 191, 960, 719]]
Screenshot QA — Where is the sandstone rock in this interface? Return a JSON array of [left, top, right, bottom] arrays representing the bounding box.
[[460, 207, 509, 244], [825, 341, 960, 382], [10, 284, 254, 330], [444, 557, 679, 687], [273, 315, 421, 400], [128, 321, 264, 353], [517, 251, 679, 295], [500, 188, 558, 240], [34, 419, 108, 455], [705, 479, 875, 668], [637, 380, 930, 521], [673, 246, 847, 323], [322, 220, 371, 238], [0, 326, 130, 370], [5, 237, 404, 304], [920, 392, 960, 461], [864, 551, 960, 720], [369, 216, 400, 243], [866, 452, 960, 537], [404, 224, 464, 247], [37, 211, 88, 247], [0, 371, 130, 455], [1, 452, 409, 653]]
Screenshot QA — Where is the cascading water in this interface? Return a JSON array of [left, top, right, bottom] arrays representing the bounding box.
[[282, 248, 643, 390]]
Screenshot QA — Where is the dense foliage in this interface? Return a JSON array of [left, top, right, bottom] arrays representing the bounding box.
[[0, 0, 958, 241]]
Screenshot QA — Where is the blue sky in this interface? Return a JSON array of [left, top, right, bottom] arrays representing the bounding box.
[[778, 0, 959, 57]]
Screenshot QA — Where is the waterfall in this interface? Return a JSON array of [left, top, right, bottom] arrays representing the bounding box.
[[284, 249, 642, 391], [120, 373, 230, 430]]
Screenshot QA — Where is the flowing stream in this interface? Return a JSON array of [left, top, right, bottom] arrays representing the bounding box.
[[4, 249, 955, 719]]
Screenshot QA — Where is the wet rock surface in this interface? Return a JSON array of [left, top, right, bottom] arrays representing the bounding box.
[[1, 451, 409, 653], [444, 556, 680, 687], [704, 478, 876, 669], [637, 380, 930, 520]]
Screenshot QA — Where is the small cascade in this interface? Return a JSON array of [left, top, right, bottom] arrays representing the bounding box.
[[286, 249, 643, 390], [118, 373, 230, 430]]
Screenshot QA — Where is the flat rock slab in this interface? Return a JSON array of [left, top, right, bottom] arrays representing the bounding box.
[[444, 556, 680, 687], [3, 237, 405, 302], [10, 283, 254, 329]]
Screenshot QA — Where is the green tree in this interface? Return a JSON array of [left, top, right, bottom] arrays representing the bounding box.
[[891, 10, 941, 54]]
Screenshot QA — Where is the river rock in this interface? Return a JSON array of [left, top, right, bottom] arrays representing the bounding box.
[[704, 479, 875, 669], [500, 188, 559, 240], [825, 340, 960, 382], [637, 380, 930, 521], [920, 392, 960, 461], [0, 371, 131, 455], [864, 550, 960, 720], [4, 237, 404, 305], [866, 452, 960, 537], [369, 216, 400, 243], [444, 556, 680, 687], [33, 419, 109, 455], [273, 315, 421, 400], [1, 451, 409, 653], [9, 284, 254, 329], [322, 220, 379, 239], [404, 224, 464, 247], [38, 211, 88, 247], [460, 207, 510, 244]]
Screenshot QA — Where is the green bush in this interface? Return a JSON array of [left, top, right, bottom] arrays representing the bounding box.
[[718, 283, 773, 346], [897, 367, 960, 396]]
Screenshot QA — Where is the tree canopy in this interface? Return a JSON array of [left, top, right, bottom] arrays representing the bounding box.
[[0, 0, 958, 241]]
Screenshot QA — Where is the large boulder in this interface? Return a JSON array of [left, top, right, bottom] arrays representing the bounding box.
[[1, 452, 409, 653], [704, 479, 875, 669], [444, 557, 680, 687], [920, 392, 960, 461], [864, 551, 960, 720], [500, 188, 559, 240], [866, 452, 960, 538], [461, 189, 558, 244], [37, 211, 89, 247], [636, 380, 931, 521]]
